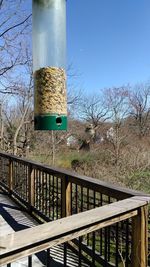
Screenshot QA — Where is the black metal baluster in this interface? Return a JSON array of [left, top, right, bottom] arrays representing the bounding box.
[[59, 178, 61, 218], [41, 171, 43, 212], [87, 188, 89, 246], [75, 184, 78, 214], [42, 172, 45, 215], [79, 236, 82, 266], [37, 169, 40, 210], [46, 248, 51, 267], [35, 169, 37, 209], [45, 173, 48, 216], [56, 177, 58, 219], [26, 165, 28, 201], [16, 161, 17, 191], [64, 242, 67, 267], [21, 163, 22, 198], [17, 162, 19, 192], [39, 170, 41, 211], [104, 227, 108, 265], [52, 175, 55, 220], [26, 165, 28, 200], [23, 164, 25, 199], [14, 161, 16, 191], [70, 182, 72, 215], [21, 163, 23, 197], [100, 193, 103, 255], [33, 168, 35, 208], [115, 222, 119, 267], [22, 164, 24, 199], [92, 191, 96, 266], [42, 171, 44, 213], [107, 196, 111, 262], [13, 161, 15, 190], [81, 186, 83, 212], [28, 255, 32, 267], [17, 162, 20, 195], [125, 220, 129, 267], [49, 174, 51, 219], [87, 188, 89, 211], [79, 186, 83, 265], [21, 163, 23, 198], [37, 169, 39, 210], [92, 232, 96, 266], [22, 163, 24, 197], [61, 178, 63, 218], [44, 172, 46, 214], [35, 169, 37, 208]]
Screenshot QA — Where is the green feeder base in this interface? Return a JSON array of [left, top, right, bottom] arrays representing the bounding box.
[[34, 114, 67, 130]]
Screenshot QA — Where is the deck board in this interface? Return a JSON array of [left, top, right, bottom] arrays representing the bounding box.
[[0, 191, 88, 267]]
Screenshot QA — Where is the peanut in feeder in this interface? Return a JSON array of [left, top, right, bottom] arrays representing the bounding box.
[[33, 0, 67, 130]]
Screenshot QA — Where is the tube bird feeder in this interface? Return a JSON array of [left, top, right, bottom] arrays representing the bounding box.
[[33, 0, 67, 130]]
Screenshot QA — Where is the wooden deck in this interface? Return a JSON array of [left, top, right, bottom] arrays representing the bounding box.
[[0, 191, 88, 267], [0, 152, 149, 267]]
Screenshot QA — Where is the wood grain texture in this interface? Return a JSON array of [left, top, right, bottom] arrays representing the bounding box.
[[61, 176, 71, 217], [1, 196, 150, 265], [0, 191, 87, 267], [132, 205, 148, 267], [28, 164, 35, 207]]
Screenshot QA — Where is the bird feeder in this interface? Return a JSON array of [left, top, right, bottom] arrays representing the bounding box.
[[33, 0, 67, 130]]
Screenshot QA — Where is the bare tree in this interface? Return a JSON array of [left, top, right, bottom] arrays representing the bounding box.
[[3, 51, 33, 155], [4, 93, 32, 155], [0, 96, 7, 149], [0, 0, 31, 94], [104, 87, 129, 166], [128, 84, 150, 139], [0, 1, 33, 154], [78, 94, 109, 144], [80, 94, 108, 127], [67, 63, 83, 117]]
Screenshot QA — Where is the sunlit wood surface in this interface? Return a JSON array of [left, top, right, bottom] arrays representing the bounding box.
[[0, 191, 89, 267]]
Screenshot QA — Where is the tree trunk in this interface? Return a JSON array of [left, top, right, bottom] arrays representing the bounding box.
[[13, 104, 29, 155], [0, 103, 4, 150]]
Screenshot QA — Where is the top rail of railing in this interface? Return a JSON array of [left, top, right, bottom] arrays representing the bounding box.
[[1, 196, 150, 266], [0, 152, 150, 267], [0, 151, 149, 200]]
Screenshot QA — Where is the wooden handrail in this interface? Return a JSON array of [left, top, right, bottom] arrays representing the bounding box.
[[0, 196, 150, 266], [0, 151, 149, 200]]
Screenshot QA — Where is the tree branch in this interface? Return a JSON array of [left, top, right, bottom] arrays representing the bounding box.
[[0, 14, 31, 37]]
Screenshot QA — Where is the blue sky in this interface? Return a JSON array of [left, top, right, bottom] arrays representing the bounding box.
[[67, 0, 150, 93]]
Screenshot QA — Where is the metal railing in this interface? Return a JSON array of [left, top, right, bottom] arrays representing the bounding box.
[[0, 152, 150, 267]]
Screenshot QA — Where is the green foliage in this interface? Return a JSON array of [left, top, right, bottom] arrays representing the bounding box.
[[127, 170, 150, 194], [57, 151, 92, 169]]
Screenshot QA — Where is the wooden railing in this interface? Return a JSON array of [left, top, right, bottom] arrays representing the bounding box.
[[0, 152, 150, 267], [1, 197, 149, 267]]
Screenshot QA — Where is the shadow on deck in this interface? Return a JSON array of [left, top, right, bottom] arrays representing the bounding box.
[[0, 152, 150, 267], [0, 191, 88, 267]]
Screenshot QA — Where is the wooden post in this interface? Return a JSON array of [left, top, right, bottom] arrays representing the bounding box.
[[8, 158, 13, 193], [132, 205, 148, 267], [61, 176, 71, 218], [28, 164, 35, 209]]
